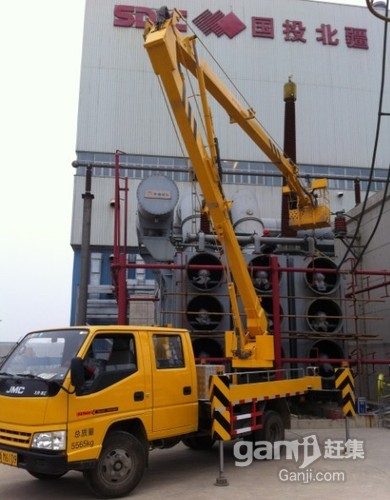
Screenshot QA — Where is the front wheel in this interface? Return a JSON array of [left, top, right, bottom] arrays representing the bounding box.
[[83, 431, 145, 498]]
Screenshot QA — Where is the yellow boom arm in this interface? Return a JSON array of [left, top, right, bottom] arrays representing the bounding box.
[[144, 10, 330, 231], [143, 9, 329, 368]]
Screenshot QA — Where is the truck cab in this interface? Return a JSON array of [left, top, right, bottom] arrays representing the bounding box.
[[0, 326, 199, 497]]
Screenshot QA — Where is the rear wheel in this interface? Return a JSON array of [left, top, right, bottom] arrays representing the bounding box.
[[264, 411, 284, 443], [27, 470, 66, 480], [252, 410, 284, 444], [83, 431, 145, 498]]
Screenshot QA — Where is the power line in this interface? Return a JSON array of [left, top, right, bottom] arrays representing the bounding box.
[[338, 1, 390, 272]]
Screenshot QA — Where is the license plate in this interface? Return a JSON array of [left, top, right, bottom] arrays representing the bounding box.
[[0, 449, 17, 466]]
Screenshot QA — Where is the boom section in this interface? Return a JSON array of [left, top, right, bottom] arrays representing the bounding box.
[[144, 10, 330, 231], [144, 12, 276, 368]]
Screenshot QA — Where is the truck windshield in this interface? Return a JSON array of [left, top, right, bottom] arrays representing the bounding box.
[[1, 329, 88, 382]]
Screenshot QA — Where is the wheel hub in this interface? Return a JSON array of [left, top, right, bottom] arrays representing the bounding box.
[[102, 449, 132, 482]]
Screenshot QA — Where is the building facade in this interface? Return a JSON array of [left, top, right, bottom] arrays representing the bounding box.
[[71, 1, 390, 396]]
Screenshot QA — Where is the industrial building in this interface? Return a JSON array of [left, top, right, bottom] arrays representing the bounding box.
[[70, 0, 390, 399]]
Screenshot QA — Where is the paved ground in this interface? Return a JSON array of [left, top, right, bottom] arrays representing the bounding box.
[[0, 427, 389, 499]]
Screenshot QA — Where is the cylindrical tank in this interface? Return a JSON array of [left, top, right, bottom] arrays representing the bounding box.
[[259, 218, 281, 236], [231, 190, 263, 235], [177, 190, 201, 238], [304, 257, 340, 295], [136, 175, 179, 235], [297, 228, 334, 239]]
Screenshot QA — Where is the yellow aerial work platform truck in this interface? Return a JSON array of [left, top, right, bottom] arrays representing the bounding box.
[[0, 8, 327, 498], [0, 326, 321, 497]]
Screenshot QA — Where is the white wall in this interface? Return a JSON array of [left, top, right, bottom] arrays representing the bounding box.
[[76, 0, 390, 169]]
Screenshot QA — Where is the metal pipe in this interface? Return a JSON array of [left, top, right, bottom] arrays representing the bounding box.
[[282, 357, 390, 365], [76, 165, 94, 325], [271, 256, 282, 378], [111, 262, 390, 290], [354, 178, 361, 205], [192, 357, 390, 365], [286, 256, 298, 376], [112, 263, 331, 272], [345, 279, 390, 298], [118, 254, 127, 325], [72, 159, 387, 185], [185, 233, 309, 246], [113, 151, 128, 325], [282, 75, 297, 238]]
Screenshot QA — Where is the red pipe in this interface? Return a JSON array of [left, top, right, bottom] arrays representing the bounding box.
[[111, 261, 390, 279], [270, 256, 282, 379], [282, 357, 390, 365], [345, 279, 390, 298]]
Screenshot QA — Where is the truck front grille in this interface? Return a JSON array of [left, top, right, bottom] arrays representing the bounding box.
[[0, 427, 31, 447]]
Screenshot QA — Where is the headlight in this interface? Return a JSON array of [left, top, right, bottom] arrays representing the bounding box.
[[32, 431, 66, 451]]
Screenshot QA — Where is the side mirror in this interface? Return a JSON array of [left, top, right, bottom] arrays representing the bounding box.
[[70, 357, 85, 395]]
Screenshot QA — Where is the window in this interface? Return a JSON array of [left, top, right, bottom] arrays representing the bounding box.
[[159, 157, 174, 167], [343, 167, 360, 189], [153, 334, 184, 369], [81, 334, 137, 394], [144, 156, 158, 167], [1, 329, 88, 383], [75, 152, 387, 195], [174, 157, 187, 168], [274, 176, 283, 187]]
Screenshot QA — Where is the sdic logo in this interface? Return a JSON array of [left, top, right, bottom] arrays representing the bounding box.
[[113, 5, 187, 31], [192, 9, 246, 38]]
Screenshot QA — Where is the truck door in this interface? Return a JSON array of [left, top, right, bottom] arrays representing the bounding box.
[[150, 332, 198, 435], [67, 332, 150, 460]]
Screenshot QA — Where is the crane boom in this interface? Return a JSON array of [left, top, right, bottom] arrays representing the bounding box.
[[143, 9, 330, 368], [144, 9, 331, 230]]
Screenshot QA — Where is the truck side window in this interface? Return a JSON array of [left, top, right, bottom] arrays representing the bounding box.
[[153, 335, 184, 369], [81, 334, 137, 394]]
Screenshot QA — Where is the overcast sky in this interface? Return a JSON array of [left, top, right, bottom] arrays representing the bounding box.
[[0, 0, 370, 343]]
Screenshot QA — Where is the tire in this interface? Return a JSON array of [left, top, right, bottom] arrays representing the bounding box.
[[182, 435, 215, 450], [252, 410, 285, 445], [83, 431, 145, 498], [27, 470, 66, 480]]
